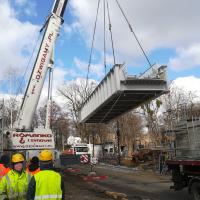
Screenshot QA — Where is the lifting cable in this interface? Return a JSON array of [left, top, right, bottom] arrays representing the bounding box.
[[103, 0, 107, 75], [85, 0, 118, 124], [103, 0, 117, 75], [86, 0, 116, 84], [115, 0, 152, 68], [106, 0, 116, 66], [85, 1, 153, 124], [100, 0, 118, 123], [86, 0, 101, 85]]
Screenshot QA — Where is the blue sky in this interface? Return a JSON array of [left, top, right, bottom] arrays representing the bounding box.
[[0, 0, 200, 99]]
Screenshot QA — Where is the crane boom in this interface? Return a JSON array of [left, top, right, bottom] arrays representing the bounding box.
[[17, 0, 68, 130]]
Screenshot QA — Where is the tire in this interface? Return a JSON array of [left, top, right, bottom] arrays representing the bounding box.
[[191, 182, 200, 200]]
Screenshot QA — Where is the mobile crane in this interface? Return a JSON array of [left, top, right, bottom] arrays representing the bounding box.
[[6, 0, 68, 151]]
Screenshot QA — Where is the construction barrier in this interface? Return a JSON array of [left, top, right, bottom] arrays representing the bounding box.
[[60, 154, 91, 166]]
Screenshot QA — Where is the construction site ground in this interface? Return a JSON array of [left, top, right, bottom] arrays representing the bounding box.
[[62, 163, 190, 200], [64, 172, 113, 200]]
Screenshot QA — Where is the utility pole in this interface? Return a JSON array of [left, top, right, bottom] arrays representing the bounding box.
[[92, 130, 95, 158], [62, 134, 65, 151], [0, 99, 4, 153], [90, 128, 95, 172], [116, 121, 121, 165]]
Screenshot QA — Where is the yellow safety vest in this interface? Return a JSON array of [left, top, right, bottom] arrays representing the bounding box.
[[0, 169, 31, 200], [34, 170, 62, 200]]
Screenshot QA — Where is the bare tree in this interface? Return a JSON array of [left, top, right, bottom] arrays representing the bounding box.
[[161, 85, 198, 130], [57, 79, 97, 138], [38, 101, 69, 150], [1, 97, 20, 130], [140, 85, 199, 145]]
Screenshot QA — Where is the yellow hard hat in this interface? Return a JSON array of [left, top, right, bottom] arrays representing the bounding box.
[[39, 150, 53, 161], [11, 153, 25, 163]]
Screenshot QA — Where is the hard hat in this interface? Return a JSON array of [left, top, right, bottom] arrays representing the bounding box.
[[39, 150, 53, 161], [11, 153, 25, 163]]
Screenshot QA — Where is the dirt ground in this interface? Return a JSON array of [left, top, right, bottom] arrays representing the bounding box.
[[62, 163, 190, 200], [64, 172, 113, 200]]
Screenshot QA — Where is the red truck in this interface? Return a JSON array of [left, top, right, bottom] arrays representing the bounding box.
[[166, 118, 200, 200]]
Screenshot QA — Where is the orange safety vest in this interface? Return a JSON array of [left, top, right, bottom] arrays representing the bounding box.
[[26, 167, 40, 176], [0, 164, 10, 179]]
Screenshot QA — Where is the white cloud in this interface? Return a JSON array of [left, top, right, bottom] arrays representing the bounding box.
[[172, 76, 200, 97], [15, 0, 27, 6], [74, 57, 87, 71], [69, 0, 200, 69], [24, 2, 37, 17], [74, 57, 104, 78], [0, 0, 39, 81], [169, 44, 200, 71], [15, 0, 37, 17], [63, 24, 72, 35], [53, 68, 68, 90]]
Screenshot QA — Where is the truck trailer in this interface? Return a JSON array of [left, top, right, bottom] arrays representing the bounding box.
[[166, 117, 200, 200]]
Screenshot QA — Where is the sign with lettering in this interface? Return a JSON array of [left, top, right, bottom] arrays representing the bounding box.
[[10, 131, 55, 150]]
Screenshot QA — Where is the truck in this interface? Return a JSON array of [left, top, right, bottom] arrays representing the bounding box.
[[64, 136, 89, 155], [4, 0, 68, 155], [60, 136, 91, 166], [69, 143, 89, 155], [166, 117, 200, 200]]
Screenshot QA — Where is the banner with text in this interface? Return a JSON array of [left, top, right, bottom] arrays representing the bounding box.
[[10, 131, 55, 149]]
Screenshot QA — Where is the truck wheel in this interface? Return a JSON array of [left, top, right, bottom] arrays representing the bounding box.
[[191, 182, 200, 200]]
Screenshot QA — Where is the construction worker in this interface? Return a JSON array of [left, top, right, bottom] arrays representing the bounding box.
[[0, 153, 31, 200], [0, 155, 10, 180], [27, 149, 65, 200], [26, 156, 40, 176]]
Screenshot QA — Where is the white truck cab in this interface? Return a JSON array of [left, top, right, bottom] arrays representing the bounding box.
[[71, 143, 89, 155]]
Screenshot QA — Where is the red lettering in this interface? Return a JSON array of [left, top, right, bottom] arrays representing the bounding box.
[[37, 70, 42, 75], [31, 85, 36, 94], [48, 33, 53, 42], [19, 133, 24, 137], [19, 137, 25, 144], [41, 58, 45, 63], [36, 75, 40, 80], [44, 47, 48, 53], [35, 42, 50, 81]]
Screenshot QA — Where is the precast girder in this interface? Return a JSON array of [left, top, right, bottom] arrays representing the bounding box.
[[79, 64, 168, 123]]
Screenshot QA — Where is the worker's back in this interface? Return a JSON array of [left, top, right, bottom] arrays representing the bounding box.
[[27, 150, 65, 200], [34, 170, 62, 199]]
